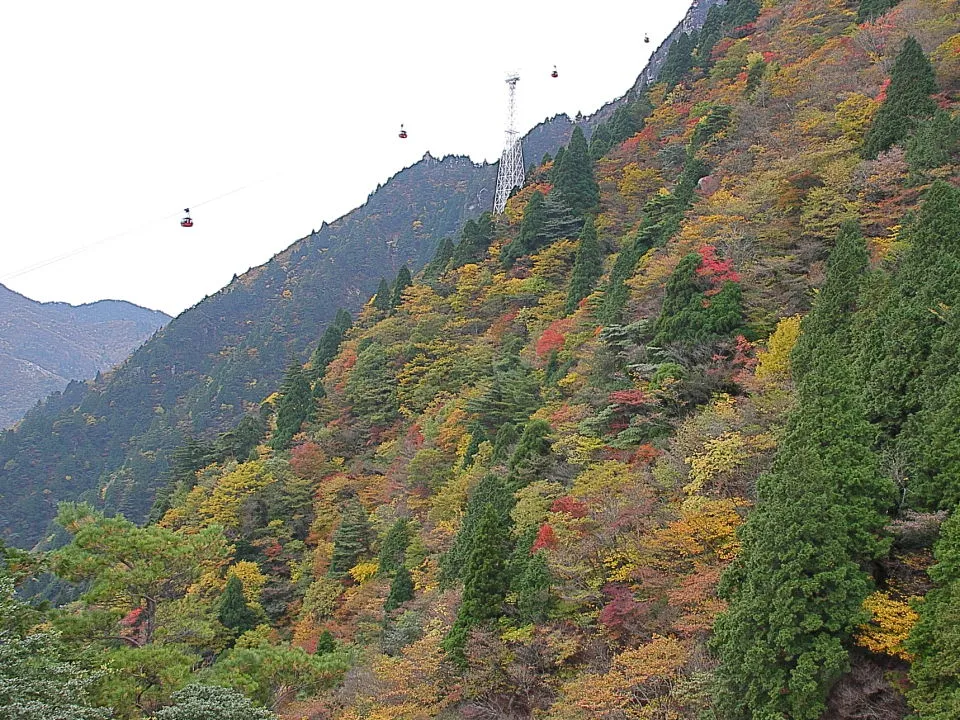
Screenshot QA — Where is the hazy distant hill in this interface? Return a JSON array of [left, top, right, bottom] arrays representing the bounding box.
[[0, 284, 169, 428]]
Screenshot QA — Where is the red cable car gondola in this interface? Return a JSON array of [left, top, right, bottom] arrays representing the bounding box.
[[551, 65, 559, 78], [398, 124, 408, 139], [180, 208, 193, 228]]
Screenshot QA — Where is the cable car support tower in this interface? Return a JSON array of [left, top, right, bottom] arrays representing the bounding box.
[[493, 74, 524, 214]]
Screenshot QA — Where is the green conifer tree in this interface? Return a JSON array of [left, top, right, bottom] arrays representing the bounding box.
[[373, 278, 392, 311], [508, 420, 553, 489], [863, 36, 938, 158], [503, 191, 548, 268], [515, 551, 552, 624], [553, 126, 600, 218], [384, 566, 414, 612], [858, 0, 901, 21], [271, 363, 315, 450], [444, 504, 511, 664], [440, 474, 513, 585], [792, 222, 869, 381], [491, 422, 519, 463], [906, 511, 960, 718], [424, 237, 455, 280], [391, 266, 413, 308], [316, 629, 336, 654], [452, 214, 495, 267], [329, 498, 372, 578], [460, 423, 487, 469], [565, 216, 603, 313], [310, 309, 352, 379], [378, 517, 411, 576], [218, 575, 260, 635]]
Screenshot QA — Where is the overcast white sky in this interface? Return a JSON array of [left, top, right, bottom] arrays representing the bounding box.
[[0, 2, 689, 316]]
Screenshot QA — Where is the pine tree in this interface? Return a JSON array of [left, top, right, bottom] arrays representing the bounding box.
[[659, 32, 697, 88], [311, 309, 352, 379], [549, 146, 565, 183], [373, 278, 392, 311], [444, 503, 512, 664], [218, 575, 260, 635], [553, 126, 600, 217], [906, 110, 960, 172], [271, 363, 315, 450], [906, 511, 960, 718], [714, 306, 892, 718], [391, 266, 413, 308], [329, 498, 372, 577], [378, 517, 411, 576], [565, 216, 603, 313], [863, 36, 938, 158], [384, 566, 414, 612]]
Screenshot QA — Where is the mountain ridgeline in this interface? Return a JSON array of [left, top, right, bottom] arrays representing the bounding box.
[[0, 284, 169, 428]]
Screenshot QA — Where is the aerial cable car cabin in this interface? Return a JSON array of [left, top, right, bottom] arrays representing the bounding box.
[[398, 124, 408, 139], [551, 65, 558, 78], [180, 208, 193, 228]]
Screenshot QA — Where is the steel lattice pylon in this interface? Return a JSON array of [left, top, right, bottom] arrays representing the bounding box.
[[493, 74, 524, 214]]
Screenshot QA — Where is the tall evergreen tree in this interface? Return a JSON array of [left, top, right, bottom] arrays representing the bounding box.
[[503, 191, 547, 268], [378, 517, 411, 576], [508, 419, 553, 489], [714, 234, 893, 717], [553, 126, 600, 218], [329, 498, 372, 577], [565, 216, 603, 313], [391, 266, 413, 308], [384, 566, 414, 612], [218, 575, 260, 635], [373, 278, 392, 311], [792, 222, 870, 381], [453, 213, 495, 267], [344, 341, 399, 426], [906, 511, 960, 718], [863, 37, 938, 158], [659, 31, 697, 88], [491, 422, 519, 464], [444, 503, 512, 664], [424, 237, 455, 280], [858, 182, 960, 444], [440, 474, 513, 585], [514, 551, 552, 624], [271, 363, 315, 450], [311, 309, 352, 379]]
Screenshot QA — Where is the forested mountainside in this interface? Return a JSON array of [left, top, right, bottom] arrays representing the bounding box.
[[0, 154, 505, 546], [0, 284, 169, 428], [5, 0, 960, 718], [0, 0, 724, 554]]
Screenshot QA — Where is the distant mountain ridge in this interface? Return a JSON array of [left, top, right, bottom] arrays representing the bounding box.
[[0, 284, 169, 428]]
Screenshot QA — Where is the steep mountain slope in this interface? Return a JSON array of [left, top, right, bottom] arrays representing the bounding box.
[[0, 0, 729, 549], [0, 284, 169, 428], [16, 0, 960, 718], [0, 154, 501, 546]]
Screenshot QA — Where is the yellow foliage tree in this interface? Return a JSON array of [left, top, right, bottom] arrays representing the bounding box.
[[855, 590, 919, 661], [755, 314, 802, 384]]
